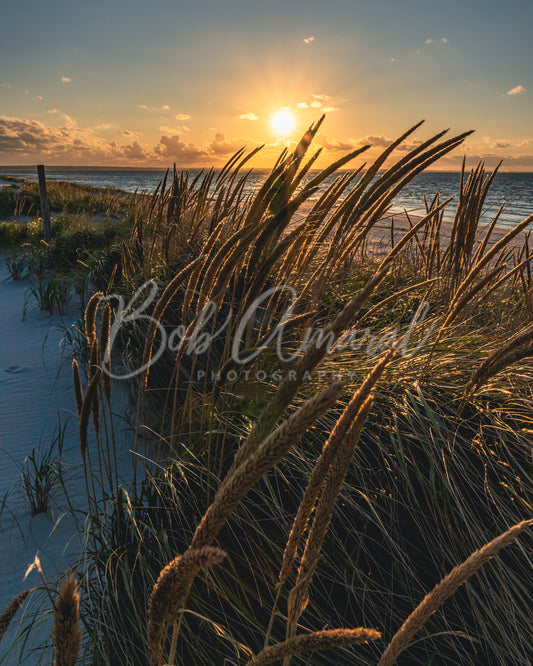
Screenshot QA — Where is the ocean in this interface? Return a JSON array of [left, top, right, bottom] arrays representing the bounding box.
[[1, 166, 532, 229]]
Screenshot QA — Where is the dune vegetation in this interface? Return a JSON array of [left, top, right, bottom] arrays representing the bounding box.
[[0, 178, 135, 314], [1, 118, 532, 665]]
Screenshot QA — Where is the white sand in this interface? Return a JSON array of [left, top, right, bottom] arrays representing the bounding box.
[[0, 263, 84, 658], [0, 264, 132, 659]]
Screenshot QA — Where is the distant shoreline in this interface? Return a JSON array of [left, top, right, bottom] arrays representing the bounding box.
[[1, 171, 532, 230], [2, 165, 533, 174]]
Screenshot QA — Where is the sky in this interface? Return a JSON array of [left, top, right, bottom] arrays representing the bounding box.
[[1, 0, 532, 169]]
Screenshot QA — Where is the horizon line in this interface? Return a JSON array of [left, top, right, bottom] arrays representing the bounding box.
[[2, 164, 533, 174]]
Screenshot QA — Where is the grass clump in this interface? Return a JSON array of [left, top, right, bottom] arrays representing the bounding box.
[[1, 179, 136, 317], [0, 178, 131, 220], [18, 416, 67, 516], [2, 209, 132, 317]]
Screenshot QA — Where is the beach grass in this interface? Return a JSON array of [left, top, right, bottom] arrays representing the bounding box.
[[0, 177, 132, 220], [2, 121, 532, 665], [1, 180, 136, 317]]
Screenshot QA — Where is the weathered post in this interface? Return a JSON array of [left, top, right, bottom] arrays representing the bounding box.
[[37, 164, 52, 243]]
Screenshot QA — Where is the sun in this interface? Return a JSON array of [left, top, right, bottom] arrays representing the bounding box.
[[272, 110, 295, 136]]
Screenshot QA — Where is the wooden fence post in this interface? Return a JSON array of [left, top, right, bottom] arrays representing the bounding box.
[[37, 164, 52, 243]]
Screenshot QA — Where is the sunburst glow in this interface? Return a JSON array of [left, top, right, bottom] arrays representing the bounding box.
[[272, 111, 295, 136]]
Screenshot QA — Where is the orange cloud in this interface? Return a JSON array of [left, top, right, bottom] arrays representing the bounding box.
[[159, 125, 190, 134], [155, 134, 206, 162], [208, 132, 247, 155], [122, 141, 148, 160], [0, 115, 153, 163], [139, 104, 171, 111], [0, 116, 237, 165], [316, 135, 357, 151], [297, 94, 338, 112], [507, 85, 525, 96]]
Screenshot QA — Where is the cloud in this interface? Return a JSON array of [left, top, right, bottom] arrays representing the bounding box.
[[0, 115, 156, 164], [63, 113, 77, 127], [0, 115, 210, 165], [496, 154, 533, 167], [316, 135, 357, 151], [122, 141, 148, 160], [139, 104, 171, 111], [425, 37, 447, 47], [208, 132, 246, 155], [0, 115, 255, 166], [0, 115, 101, 157], [16, 113, 531, 170], [160, 125, 190, 134], [0, 83, 11, 88], [47, 109, 59, 114], [175, 113, 191, 120], [315, 132, 447, 161], [60, 76, 71, 83], [507, 85, 525, 96], [155, 134, 206, 162], [303, 36, 315, 44], [22, 88, 43, 100], [482, 135, 529, 150], [238, 112, 259, 121], [357, 135, 392, 148], [297, 94, 337, 112], [396, 139, 423, 152], [438, 152, 533, 170]]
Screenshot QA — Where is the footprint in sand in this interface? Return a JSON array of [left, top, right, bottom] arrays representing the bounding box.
[[0, 366, 29, 383], [4, 366, 27, 374]]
